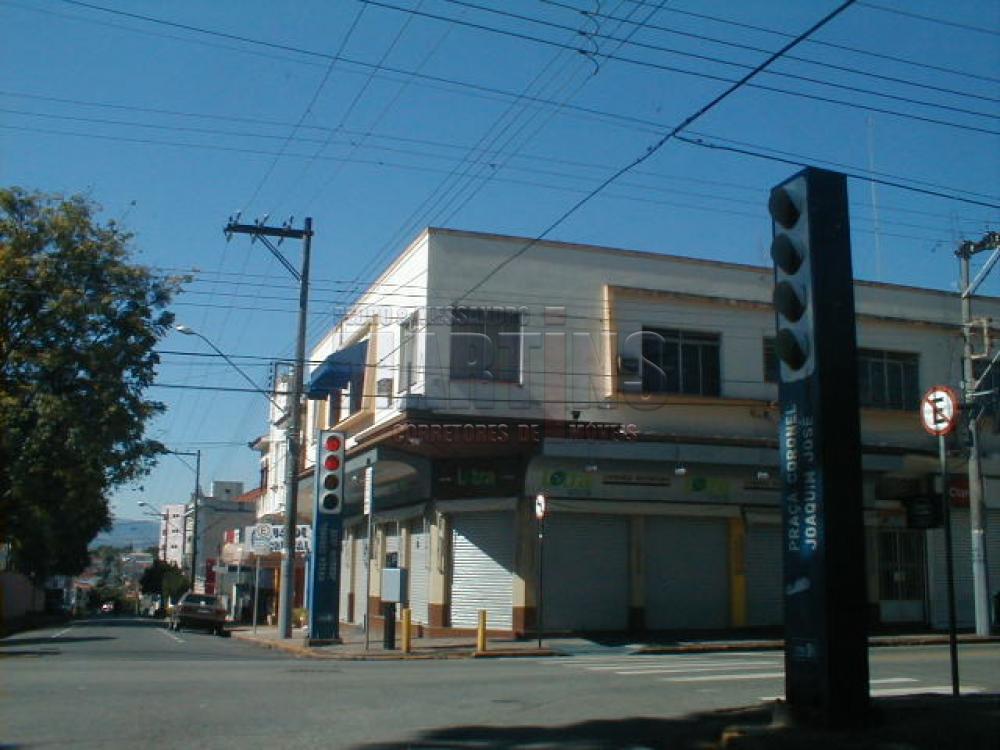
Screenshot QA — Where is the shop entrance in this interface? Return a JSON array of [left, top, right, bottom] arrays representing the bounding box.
[[877, 529, 927, 624]]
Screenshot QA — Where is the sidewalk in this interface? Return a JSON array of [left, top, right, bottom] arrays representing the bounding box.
[[231, 623, 1000, 661], [230, 622, 554, 660]]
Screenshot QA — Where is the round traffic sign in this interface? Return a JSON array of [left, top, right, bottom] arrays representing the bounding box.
[[256, 523, 272, 539], [921, 386, 960, 436], [535, 494, 546, 521]]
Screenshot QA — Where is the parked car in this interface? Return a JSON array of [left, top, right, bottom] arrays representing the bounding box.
[[169, 593, 227, 635]]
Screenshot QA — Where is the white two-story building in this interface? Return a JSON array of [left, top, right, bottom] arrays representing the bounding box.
[[260, 227, 1000, 637]]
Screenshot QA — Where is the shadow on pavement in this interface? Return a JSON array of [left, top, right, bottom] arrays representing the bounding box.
[[355, 708, 768, 750], [354, 695, 1000, 750], [0, 635, 115, 647]]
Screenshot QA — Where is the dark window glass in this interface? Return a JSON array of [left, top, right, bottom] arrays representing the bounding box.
[[641, 328, 720, 396], [449, 307, 521, 382], [399, 312, 418, 391], [857, 349, 918, 410], [763, 337, 779, 383]]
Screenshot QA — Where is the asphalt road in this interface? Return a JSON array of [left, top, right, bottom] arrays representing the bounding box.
[[3, 616, 999, 749]]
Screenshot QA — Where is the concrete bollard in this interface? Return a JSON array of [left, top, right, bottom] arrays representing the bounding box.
[[477, 609, 487, 653], [402, 607, 412, 654]]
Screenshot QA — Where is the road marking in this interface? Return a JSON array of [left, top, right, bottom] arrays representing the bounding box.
[[870, 678, 918, 684], [612, 664, 782, 676], [664, 672, 785, 683], [157, 627, 185, 644], [50, 626, 73, 639]]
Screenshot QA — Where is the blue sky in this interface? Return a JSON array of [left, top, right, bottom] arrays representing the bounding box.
[[2, 0, 997, 522]]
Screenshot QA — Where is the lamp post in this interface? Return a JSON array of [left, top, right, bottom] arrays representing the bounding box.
[[174, 321, 297, 631]]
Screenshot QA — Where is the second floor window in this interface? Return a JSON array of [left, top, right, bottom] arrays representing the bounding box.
[[450, 307, 521, 382], [858, 348, 919, 410], [399, 312, 419, 391], [641, 328, 721, 396]]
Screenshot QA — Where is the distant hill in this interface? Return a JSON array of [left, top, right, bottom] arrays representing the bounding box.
[[91, 519, 160, 551]]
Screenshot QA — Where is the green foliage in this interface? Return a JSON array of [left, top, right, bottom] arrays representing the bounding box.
[[139, 558, 189, 601], [0, 187, 182, 579]]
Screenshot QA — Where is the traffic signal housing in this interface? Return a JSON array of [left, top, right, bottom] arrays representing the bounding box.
[[769, 175, 814, 382], [316, 430, 345, 514]]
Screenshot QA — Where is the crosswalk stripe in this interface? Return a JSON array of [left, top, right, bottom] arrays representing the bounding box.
[[664, 672, 785, 683], [870, 678, 918, 684], [759, 685, 981, 701], [613, 664, 782, 676], [583, 660, 780, 672]]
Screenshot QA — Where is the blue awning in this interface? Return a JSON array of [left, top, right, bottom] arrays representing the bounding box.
[[306, 340, 368, 399]]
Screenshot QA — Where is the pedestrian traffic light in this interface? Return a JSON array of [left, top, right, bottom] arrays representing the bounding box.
[[315, 430, 345, 514], [769, 174, 814, 382]]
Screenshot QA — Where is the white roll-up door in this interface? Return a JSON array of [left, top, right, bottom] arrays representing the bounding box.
[[645, 516, 729, 630], [352, 525, 369, 624], [929, 509, 1000, 629], [407, 518, 429, 624], [339, 526, 352, 622], [543, 514, 629, 632], [451, 512, 514, 629], [746, 523, 783, 627]]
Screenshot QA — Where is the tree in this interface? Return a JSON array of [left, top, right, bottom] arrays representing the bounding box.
[[140, 559, 189, 602], [0, 188, 182, 579]]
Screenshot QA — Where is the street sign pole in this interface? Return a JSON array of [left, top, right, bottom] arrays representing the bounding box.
[[535, 494, 546, 650], [939, 434, 960, 697], [922, 385, 962, 696], [252, 556, 261, 635]]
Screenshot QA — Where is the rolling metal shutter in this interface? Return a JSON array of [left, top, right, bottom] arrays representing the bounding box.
[[929, 509, 1000, 629], [407, 518, 429, 624], [543, 514, 629, 632], [746, 523, 783, 627], [339, 526, 352, 622], [352, 525, 369, 625], [645, 516, 729, 630], [451, 512, 514, 629]]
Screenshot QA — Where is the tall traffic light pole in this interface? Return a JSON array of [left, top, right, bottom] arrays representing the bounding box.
[[769, 167, 869, 727], [957, 231, 1000, 636], [224, 216, 313, 639]]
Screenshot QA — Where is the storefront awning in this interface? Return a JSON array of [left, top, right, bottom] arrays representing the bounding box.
[[306, 340, 367, 399]]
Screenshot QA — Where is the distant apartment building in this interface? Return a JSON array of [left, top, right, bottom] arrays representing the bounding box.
[[158, 504, 187, 569]]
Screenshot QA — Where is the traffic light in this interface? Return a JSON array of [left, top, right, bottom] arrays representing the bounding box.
[[769, 175, 814, 382], [316, 430, 345, 514]]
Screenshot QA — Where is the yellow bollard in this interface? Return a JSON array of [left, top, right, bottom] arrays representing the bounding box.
[[476, 609, 487, 653], [401, 607, 412, 654]]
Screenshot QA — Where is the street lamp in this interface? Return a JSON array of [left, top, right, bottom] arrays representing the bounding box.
[[174, 325, 286, 416]]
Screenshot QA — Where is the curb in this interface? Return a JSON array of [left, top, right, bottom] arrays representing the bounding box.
[[232, 632, 534, 660]]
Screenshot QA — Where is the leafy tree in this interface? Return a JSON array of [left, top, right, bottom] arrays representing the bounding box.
[[0, 188, 182, 579], [140, 559, 189, 601]]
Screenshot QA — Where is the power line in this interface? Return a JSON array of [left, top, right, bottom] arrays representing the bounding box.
[[242, 2, 367, 211], [51, 0, 1000, 137], [621, 0, 1000, 85], [356, 0, 999, 136], [858, 1, 1000, 37], [451, 0, 862, 307], [534, 0, 1000, 106], [437, 0, 1000, 119]]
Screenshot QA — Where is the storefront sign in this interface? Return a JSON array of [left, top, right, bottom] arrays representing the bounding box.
[[434, 459, 521, 499], [244, 524, 311, 555]]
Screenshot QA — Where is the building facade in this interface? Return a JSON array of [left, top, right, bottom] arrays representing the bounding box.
[[268, 228, 999, 636], [158, 504, 188, 569]]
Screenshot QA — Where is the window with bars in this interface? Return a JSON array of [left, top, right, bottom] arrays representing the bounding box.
[[640, 327, 721, 396], [858, 348, 919, 410], [449, 307, 521, 382]]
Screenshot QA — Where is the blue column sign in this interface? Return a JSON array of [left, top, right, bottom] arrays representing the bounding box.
[[308, 431, 345, 642], [770, 168, 869, 726]]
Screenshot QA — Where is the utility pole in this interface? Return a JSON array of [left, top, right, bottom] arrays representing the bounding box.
[[957, 230, 1000, 637], [224, 215, 313, 639]]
